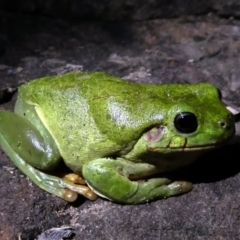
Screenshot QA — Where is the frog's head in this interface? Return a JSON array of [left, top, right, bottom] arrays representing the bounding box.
[[141, 83, 235, 156]]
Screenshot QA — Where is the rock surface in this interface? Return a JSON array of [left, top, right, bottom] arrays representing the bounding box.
[[0, 9, 240, 240]]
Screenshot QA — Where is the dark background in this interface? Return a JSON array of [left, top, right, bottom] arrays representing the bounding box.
[[1, 1, 240, 239]]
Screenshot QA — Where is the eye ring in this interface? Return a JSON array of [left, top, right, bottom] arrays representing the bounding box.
[[174, 112, 198, 134]]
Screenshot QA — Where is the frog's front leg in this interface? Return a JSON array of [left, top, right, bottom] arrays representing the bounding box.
[[0, 111, 97, 202], [83, 158, 192, 204]]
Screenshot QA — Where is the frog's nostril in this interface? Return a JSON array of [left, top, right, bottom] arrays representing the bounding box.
[[218, 120, 230, 129], [219, 114, 235, 130], [219, 121, 226, 128]]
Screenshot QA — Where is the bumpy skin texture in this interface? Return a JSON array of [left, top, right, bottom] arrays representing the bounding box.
[[0, 72, 236, 203]]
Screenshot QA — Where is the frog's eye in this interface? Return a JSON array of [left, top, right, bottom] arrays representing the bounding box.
[[174, 112, 198, 134], [217, 88, 222, 100]]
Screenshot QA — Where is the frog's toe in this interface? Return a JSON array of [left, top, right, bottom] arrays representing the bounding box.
[[62, 189, 78, 202], [164, 181, 193, 196], [61, 179, 98, 201], [159, 181, 193, 197], [63, 173, 86, 184]]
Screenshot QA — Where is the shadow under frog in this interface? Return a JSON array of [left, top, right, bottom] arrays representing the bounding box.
[[163, 138, 240, 184]]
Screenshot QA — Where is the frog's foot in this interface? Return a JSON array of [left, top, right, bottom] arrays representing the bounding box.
[[11, 161, 98, 202], [31, 169, 98, 202], [83, 158, 193, 204], [128, 179, 192, 203], [4, 156, 98, 202]]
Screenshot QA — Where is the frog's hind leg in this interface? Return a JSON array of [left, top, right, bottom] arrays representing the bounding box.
[[0, 111, 97, 202]]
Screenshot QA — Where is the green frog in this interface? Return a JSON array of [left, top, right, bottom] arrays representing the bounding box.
[[0, 72, 235, 204]]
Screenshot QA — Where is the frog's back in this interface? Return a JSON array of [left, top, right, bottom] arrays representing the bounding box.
[[19, 71, 215, 108], [18, 72, 148, 170], [19, 72, 116, 102]]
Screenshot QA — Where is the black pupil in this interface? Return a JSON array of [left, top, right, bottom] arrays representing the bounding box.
[[174, 112, 198, 134]]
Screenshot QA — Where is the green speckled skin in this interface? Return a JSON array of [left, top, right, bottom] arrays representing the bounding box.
[[0, 72, 235, 203]]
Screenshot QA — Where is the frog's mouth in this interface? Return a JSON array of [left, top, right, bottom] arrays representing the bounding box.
[[149, 137, 231, 152], [169, 143, 219, 152]]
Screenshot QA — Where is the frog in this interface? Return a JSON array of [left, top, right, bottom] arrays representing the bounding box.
[[0, 71, 235, 204]]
